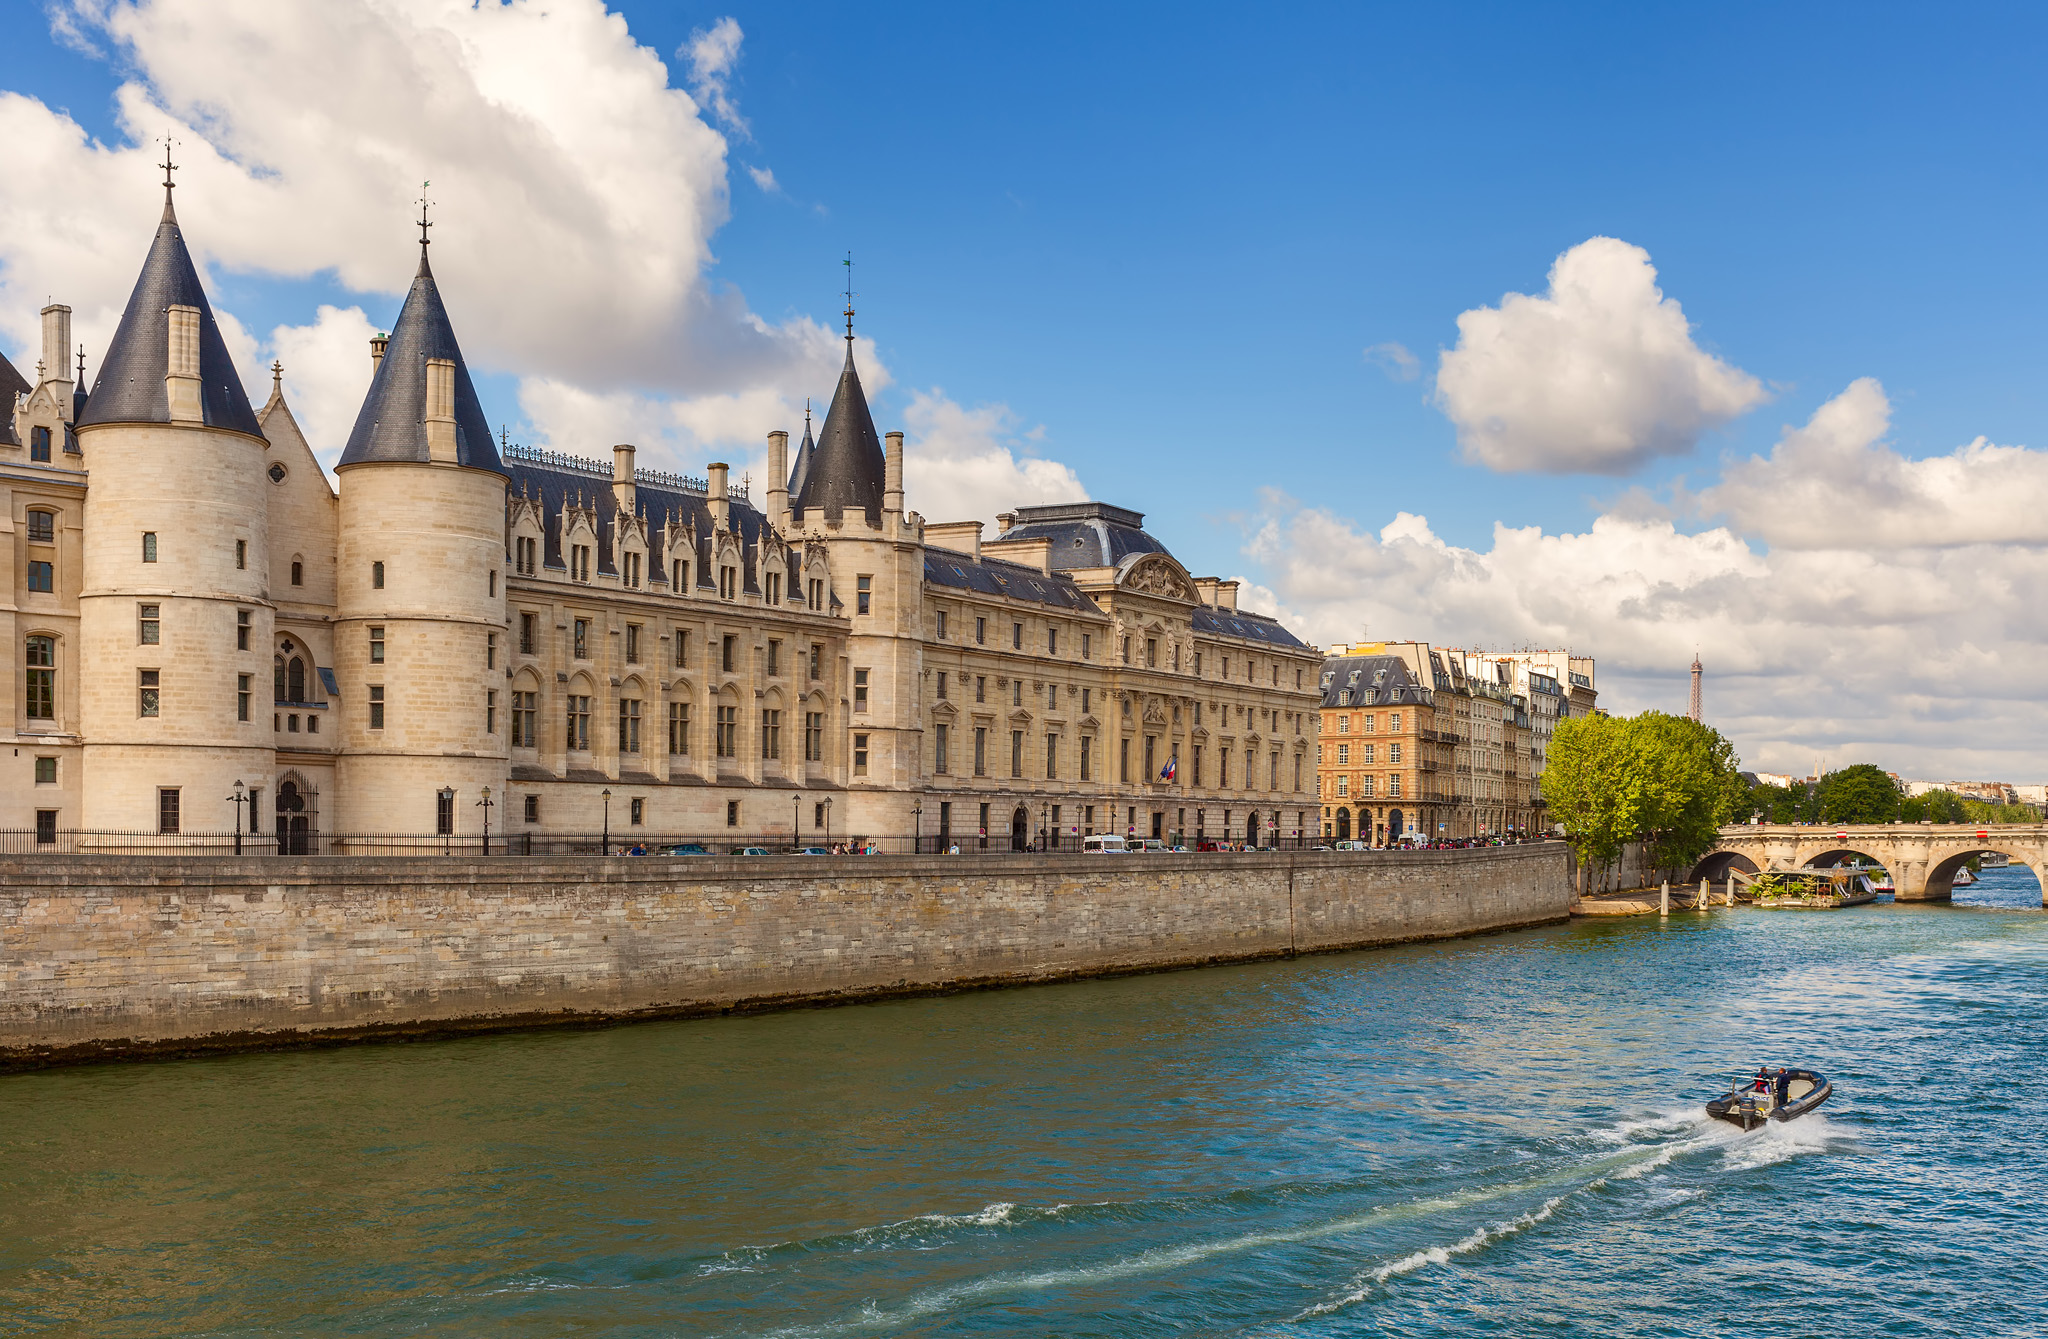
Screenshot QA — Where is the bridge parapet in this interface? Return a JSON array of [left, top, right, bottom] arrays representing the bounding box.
[[1701, 823, 2048, 903]]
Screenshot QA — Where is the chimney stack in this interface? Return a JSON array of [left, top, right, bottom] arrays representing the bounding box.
[[995, 511, 1016, 535], [423, 358, 457, 462], [165, 304, 203, 424], [707, 461, 730, 530], [40, 305, 72, 393], [612, 443, 637, 515], [766, 430, 790, 531], [884, 430, 904, 518], [370, 333, 389, 372]]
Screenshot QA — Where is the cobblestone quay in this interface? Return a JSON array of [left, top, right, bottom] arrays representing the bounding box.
[[0, 845, 1570, 1068]]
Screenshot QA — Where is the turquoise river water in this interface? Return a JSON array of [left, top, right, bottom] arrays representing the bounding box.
[[4, 867, 2046, 1336]]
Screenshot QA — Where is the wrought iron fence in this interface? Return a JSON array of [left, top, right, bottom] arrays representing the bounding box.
[[0, 829, 1330, 858]]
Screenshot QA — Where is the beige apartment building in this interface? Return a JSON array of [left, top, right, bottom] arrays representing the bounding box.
[[2, 183, 1322, 850]]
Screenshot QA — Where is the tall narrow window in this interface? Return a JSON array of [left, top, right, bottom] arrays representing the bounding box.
[[24, 636, 55, 721], [668, 701, 692, 755], [935, 722, 950, 774], [1080, 734, 1093, 781], [974, 727, 987, 777], [937, 671, 949, 700], [625, 624, 641, 664], [1011, 730, 1024, 778], [369, 626, 384, 664], [235, 539, 247, 570], [513, 691, 537, 747], [766, 639, 780, 676], [1046, 733, 1059, 779], [719, 565, 736, 600], [721, 634, 736, 673], [291, 559, 303, 586], [237, 609, 251, 651], [853, 668, 869, 713], [937, 610, 949, 639], [437, 790, 455, 836], [371, 560, 384, 588], [856, 575, 872, 615], [142, 531, 157, 563], [975, 616, 986, 645], [287, 658, 306, 702], [157, 788, 180, 835], [765, 571, 781, 603], [807, 577, 823, 610], [31, 426, 51, 463], [368, 684, 385, 729], [619, 698, 641, 753], [487, 689, 498, 734], [805, 711, 823, 761], [138, 604, 160, 645], [716, 705, 737, 757], [237, 673, 251, 722], [574, 619, 590, 660], [1082, 632, 1092, 660], [566, 695, 590, 750], [672, 558, 685, 590], [624, 552, 641, 588], [139, 669, 160, 718], [853, 732, 870, 775], [1012, 622, 1023, 650], [810, 644, 822, 679], [487, 632, 498, 669], [760, 708, 781, 760]]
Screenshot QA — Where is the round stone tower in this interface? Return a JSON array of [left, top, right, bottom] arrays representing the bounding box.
[[332, 236, 507, 837], [74, 184, 275, 839]]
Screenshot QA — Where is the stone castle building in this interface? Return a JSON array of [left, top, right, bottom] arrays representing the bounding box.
[[3, 184, 1322, 851]]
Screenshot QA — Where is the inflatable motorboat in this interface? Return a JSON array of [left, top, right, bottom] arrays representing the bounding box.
[[1706, 1069, 1831, 1130]]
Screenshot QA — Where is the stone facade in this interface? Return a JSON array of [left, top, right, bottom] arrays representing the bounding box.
[[4, 192, 1321, 850], [0, 844, 1573, 1066]]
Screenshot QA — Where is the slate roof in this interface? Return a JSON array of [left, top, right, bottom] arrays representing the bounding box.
[[791, 343, 884, 526], [998, 501, 1169, 571], [339, 250, 501, 472], [502, 446, 789, 599], [1194, 606, 1309, 650], [923, 546, 1099, 614], [786, 408, 814, 504], [0, 349, 26, 447], [1318, 654, 1430, 708], [76, 198, 262, 437]]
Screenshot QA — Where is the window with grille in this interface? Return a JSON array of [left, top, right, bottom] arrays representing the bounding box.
[[760, 708, 780, 760], [139, 604, 160, 645], [668, 701, 691, 755], [853, 668, 868, 713], [26, 510, 53, 543], [853, 732, 869, 775], [157, 788, 180, 835], [369, 626, 384, 663], [368, 684, 384, 729], [935, 723, 949, 774], [513, 691, 537, 747], [574, 619, 589, 660], [24, 636, 55, 720], [619, 698, 642, 754], [805, 712, 822, 762], [566, 696, 590, 750], [139, 669, 160, 717], [716, 705, 737, 757]]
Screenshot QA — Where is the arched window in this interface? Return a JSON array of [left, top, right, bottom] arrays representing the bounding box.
[[287, 658, 306, 702], [274, 656, 286, 703], [24, 636, 55, 720]]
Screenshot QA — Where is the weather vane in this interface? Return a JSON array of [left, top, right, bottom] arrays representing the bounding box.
[[159, 136, 178, 203], [842, 251, 855, 341], [417, 180, 433, 252]]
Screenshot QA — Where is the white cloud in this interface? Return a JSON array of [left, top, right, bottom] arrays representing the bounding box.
[[267, 305, 379, 469], [901, 391, 1088, 528], [1364, 341, 1419, 382], [1435, 236, 1766, 475], [681, 16, 748, 138], [0, 0, 841, 422], [746, 165, 781, 194], [1245, 380, 2048, 778], [1697, 377, 2048, 550]]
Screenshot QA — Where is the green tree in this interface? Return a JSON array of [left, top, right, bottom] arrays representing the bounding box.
[[1900, 788, 1966, 823], [1815, 764, 1901, 823], [1546, 710, 1744, 877], [1544, 713, 1644, 871]]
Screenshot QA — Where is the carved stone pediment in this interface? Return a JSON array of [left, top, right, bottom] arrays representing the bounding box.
[[1142, 700, 1167, 725], [1119, 553, 1199, 601], [1078, 714, 1101, 730], [1008, 709, 1035, 727], [1189, 724, 1210, 741], [930, 700, 959, 720]]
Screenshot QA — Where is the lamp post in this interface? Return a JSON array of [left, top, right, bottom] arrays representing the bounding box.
[[439, 786, 455, 855], [600, 788, 612, 856], [912, 799, 923, 855], [792, 791, 802, 852], [476, 785, 493, 856], [823, 797, 833, 849], [226, 779, 247, 855], [1040, 798, 1049, 853]]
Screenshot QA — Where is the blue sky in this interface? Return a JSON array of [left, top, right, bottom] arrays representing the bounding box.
[[6, 1, 2048, 776]]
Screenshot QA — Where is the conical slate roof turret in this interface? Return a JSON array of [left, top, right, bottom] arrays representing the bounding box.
[[791, 342, 883, 527], [786, 400, 815, 500], [76, 193, 262, 436], [339, 245, 502, 473]]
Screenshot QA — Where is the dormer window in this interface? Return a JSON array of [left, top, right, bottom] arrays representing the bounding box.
[[571, 545, 591, 582], [623, 552, 641, 588], [719, 565, 737, 600]]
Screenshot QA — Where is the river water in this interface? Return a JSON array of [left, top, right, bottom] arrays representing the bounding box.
[[3, 868, 2045, 1337]]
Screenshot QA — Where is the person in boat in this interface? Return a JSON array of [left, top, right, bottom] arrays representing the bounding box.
[[1774, 1067, 1792, 1108], [1752, 1068, 1770, 1093]]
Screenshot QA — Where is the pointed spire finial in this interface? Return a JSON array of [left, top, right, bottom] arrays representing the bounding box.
[[271, 359, 283, 394], [417, 182, 433, 257], [841, 251, 855, 343], [159, 137, 178, 211], [500, 423, 509, 451], [77, 345, 87, 384]]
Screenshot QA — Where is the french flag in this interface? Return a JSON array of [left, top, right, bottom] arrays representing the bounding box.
[[1160, 754, 1176, 782]]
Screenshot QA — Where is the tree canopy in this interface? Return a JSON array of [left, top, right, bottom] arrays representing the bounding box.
[[1545, 711, 1744, 870]]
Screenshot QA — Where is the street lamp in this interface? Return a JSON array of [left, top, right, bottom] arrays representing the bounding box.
[[439, 786, 455, 855], [600, 787, 612, 856], [913, 799, 923, 855], [476, 785, 493, 856], [823, 797, 833, 848], [792, 791, 802, 852], [226, 779, 248, 855]]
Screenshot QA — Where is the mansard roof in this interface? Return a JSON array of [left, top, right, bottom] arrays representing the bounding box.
[[501, 445, 785, 599], [923, 546, 1099, 614], [76, 199, 262, 437], [339, 252, 501, 472], [1193, 606, 1310, 651], [1000, 500, 1170, 571], [1318, 654, 1427, 708], [791, 343, 884, 526]]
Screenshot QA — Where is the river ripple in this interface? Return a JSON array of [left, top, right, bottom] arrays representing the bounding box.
[[3, 867, 2044, 1336]]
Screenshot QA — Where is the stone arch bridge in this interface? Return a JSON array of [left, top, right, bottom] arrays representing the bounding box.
[[1693, 824, 2048, 903]]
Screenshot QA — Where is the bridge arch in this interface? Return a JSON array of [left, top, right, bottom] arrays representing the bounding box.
[[1701, 824, 2048, 904], [1689, 850, 1760, 884]]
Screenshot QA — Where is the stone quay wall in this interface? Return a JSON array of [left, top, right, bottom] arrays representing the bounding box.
[[0, 843, 1571, 1068]]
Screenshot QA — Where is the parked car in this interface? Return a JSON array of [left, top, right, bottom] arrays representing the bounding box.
[[730, 846, 770, 856], [659, 843, 710, 856], [1134, 838, 1169, 853], [794, 846, 832, 856]]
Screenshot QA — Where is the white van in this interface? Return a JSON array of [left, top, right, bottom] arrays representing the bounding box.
[[1082, 834, 1129, 854]]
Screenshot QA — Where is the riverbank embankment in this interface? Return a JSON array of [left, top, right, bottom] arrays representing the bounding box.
[[0, 844, 1570, 1069]]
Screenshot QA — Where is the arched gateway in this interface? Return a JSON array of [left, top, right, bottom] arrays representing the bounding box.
[[1694, 823, 2048, 903]]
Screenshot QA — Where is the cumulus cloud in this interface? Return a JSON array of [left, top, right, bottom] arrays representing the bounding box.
[[681, 16, 748, 138], [1245, 379, 2048, 777], [1364, 341, 1419, 382], [746, 165, 781, 194], [0, 0, 843, 439], [900, 391, 1088, 529], [268, 305, 380, 467], [1697, 377, 2048, 550], [1435, 237, 1766, 475]]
